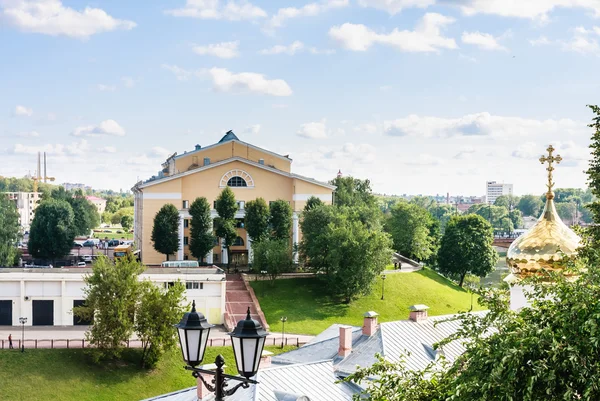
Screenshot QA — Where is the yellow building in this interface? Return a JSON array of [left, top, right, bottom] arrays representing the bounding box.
[[132, 131, 335, 266]]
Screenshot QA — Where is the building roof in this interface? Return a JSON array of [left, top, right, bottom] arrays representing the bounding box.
[[142, 361, 359, 401], [218, 130, 240, 143], [137, 156, 335, 191], [0, 267, 225, 276], [85, 196, 106, 202]]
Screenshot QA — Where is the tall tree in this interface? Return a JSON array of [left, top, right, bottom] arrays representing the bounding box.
[[135, 280, 185, 368], [0, 195, 21, 266], [50, 187, 100, 236], [74, 255, 143, 363], [151, 204, 180, 261], [468, 204, 512, 232], [509, 209, 524, 229], [387, 202, 437, 261], [252, 238, 292, 282], [269, 199, 293, 240], [299, 203, 336, 272], [28, 199, 75, 262], [517, 194, 544, 217], [189, 197, 214, 262], [120, 214, 133, 231], [215, 187, 238, 269], [305, 196, 324, 210], [244, 198, 270, 243], [556, 202, 577, 224], [437, 214, 497, 287], [330, 175, 376, 208]]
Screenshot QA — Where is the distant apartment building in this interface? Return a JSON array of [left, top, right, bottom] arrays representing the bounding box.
[[486, 181, 513, 204], [62, 183, 92, 192], [85, 196, 107, 214], [4, 192, 42, 231]]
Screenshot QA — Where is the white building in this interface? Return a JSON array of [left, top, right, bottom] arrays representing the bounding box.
[[4, 192, 42, 231], [62, 183, 92, 192], [0, 267, 226, 326], [486, 181, 513, 204], [85, 196, 107, 214]]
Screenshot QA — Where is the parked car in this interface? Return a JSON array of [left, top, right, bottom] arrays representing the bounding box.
[[103, 229, 112, 233], [77, 262, 86, 267], [72, 242, 83, 248], [116, 230, 123, 234], [82, 255, 93, 262], [107, 239, 121, 247], [82, 239, 99, 247]]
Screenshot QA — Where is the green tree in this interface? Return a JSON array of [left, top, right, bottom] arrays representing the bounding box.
[[305, 196, 324, 210], [74, 255, 142, 362], [467, 204, 511, 232], [509, 209, 523, 229], [244, 198, 270, 243], [299, 203, 336, 272], [49, 188, 100, 235], [28, 199, 75, 262], [517, 194, 544, 217], [120, 215, 133, 231], [189, 197, 215, 262], [102, 211, 113, 225], [215, 187, 238, 269], [269, 199, 293, 240], [556, 202, 577, 224], [151, 204, 180, 261], [0, 195, 21, 266], [494, 194, 520, 210], [437, 214, 497, 287], [111, 213, 122, 225], [330, 175, 376, 208], [428, 203, 456, 232], [387, 202, 437, 261], [135, 280, 185, 368], [252, 238, 292, 281]]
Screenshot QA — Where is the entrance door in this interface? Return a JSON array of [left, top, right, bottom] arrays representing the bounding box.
[[32, 300, 54, 326], [231, 252, 248, 267], [73, 300, 91, 325], [0, 301, 12, 326]]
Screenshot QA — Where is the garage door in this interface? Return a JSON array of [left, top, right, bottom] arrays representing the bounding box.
[[32, 300, 54, 326], [0, 301, 12, 325], [72, 300, 91, 325]]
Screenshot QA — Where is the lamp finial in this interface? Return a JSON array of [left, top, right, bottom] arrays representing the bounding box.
[[191, 300, 196, 312], [246, 307, 251, 320]]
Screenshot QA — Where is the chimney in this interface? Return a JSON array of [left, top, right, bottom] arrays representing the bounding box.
[[362, 311, 379, 336], [196, 362, 217, 399], [338, 326, 352, 358], [260, 350, 273, 369], [195, 144, 201, 151], [409, 304, 429, 322]]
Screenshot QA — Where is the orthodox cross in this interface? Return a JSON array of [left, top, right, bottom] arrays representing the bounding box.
[[539, 145, 562, 198]]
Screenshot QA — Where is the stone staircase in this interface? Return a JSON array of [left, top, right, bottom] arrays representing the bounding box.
[[224, 274, 269, 331]]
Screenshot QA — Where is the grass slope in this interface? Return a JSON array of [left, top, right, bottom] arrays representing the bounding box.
[[0, 346, 294, 401], [251, 269, 484, 335]]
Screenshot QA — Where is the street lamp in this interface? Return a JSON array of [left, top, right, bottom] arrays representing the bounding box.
[[280, 316, 287, 349], [381, 274, 387, 300], [176, 301, 268, 400], [19, 317, 27, 352]]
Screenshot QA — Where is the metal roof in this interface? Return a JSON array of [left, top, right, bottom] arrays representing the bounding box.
[[218, 130, 240, 143]]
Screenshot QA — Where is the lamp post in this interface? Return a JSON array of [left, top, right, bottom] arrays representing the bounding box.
[[176, 301, 268, 401], [381, 274, 386, 300], [280, 316, 287, 349], [19, 317, 27, 352]]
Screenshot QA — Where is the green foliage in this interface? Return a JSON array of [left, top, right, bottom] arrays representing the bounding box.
[[102, 211, 113, 224], [299, 203, 336, 272], [517, 194, 544, 217], [49, 188, 100, 236], [493, 194, 520, 209], [215, 187, 237, 220], [428, 203, 456, 232], [111, 213, 122, 225], [387, 202, 438, 261], [269, 199, 293, 240], [330, 175, 376, 208], [151, 204, 180, 261], [120, 215, 133, 231], [215, 187, 238, 267], [556, 202, 577, 223], [244, 198, 270, 242], [74, 256, 143, 362], [188, 197, 214, 262], [135, 280, 185, 368], [0, 194, 21, 266], [467, 203, 513, 232], [509, 209, 524, 229], [252, 238, 292, 281], [437, 214, 497, 287], [305, 196, 324, 210], [28, 199, 75, 261]]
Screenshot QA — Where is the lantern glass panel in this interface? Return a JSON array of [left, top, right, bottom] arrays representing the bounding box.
[[177, 328, 188, 362], [252, 337, 266, 373], [185, 329, 201, 364]]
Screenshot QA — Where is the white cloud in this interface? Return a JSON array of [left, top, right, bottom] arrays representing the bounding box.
[[512, 142, 538, 159], [266, 0, 348, 30], [453, 147, 476, 159], [161, 64, 194, 81], [0, 0, 136, 39], [165, 0, 267, 21], [13, 105, 33, 117], [358, 0, 435, 15], [354, 123, 378, 134], [12, 139, 90, 156], [72, 119, 126, 137], [461, 31, 507, 51], [329, 13, 457, 53], [121, 77, 136, 88], [98, 146, 117, 153], [529, 36, 551, 46], [297, 120, 328, 139], [244, 124, 261, 134], [193, 41, 240, 59], [97, 84, 116, 92], [560, 27, 600, 54], [207, 68, 293, 96], [404, 153, 444, 166], [455, 0, 600, 21], [384, 112, 584, 138], [259, 41, 304, 55], [148, 146, 171, 158], [17, 131, 40, 138]]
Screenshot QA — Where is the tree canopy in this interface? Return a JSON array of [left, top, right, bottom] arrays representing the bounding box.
[[28, 199, 75, 262], [517, 195, 544, 217], [252, 238, 292, 281], [387, 202, 438, 262], [269, 199, 293, 240], [49, 188, 99, 236], [151, 204, 180, 261], [244, 198, 270, 242], [188, 197, 214, 262], [330, 176, 376, 208], [0, 195, 21, 266], [215, 187, 238, 268]]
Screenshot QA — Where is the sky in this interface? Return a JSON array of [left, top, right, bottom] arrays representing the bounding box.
[[1, 0, 600, 197]]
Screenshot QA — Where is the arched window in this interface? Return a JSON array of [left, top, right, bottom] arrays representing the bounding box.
[[227, 176, 247, 187], [233, 236, 245, 246]]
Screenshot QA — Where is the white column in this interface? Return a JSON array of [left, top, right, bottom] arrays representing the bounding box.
[[206, 219, 214, 264], [246, 231, 253, 263], [177, 215, 184, 260], [221, 238, 228, 265], [292, 212, 299, 263]]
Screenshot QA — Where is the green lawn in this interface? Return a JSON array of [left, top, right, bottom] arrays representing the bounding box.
[[0, 345, 295, 401], [251, 269, 484, 335], [92, 231, 133, 240]]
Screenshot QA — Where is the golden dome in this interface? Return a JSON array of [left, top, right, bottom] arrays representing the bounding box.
[[506, 145, 581, 279]]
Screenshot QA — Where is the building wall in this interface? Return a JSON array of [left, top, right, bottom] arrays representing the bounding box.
[[486, 182, 513, 204], [4, 192, 41, 231]]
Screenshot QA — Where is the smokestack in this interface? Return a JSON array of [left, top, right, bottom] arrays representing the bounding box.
[[37, 152, 41, 180], [44, 152, 47, 183]]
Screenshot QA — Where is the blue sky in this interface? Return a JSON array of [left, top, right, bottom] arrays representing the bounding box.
[[1, 0, 600, 196]]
